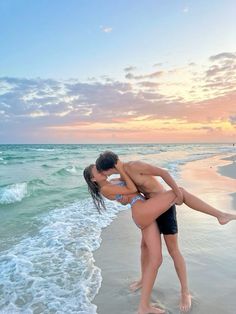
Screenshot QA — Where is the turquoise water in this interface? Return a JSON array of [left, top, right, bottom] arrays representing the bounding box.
[[0, 143, 235, 313]]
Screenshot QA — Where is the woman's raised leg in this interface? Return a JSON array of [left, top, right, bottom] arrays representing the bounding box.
[[180, 187, 236, 224], [132, 190, 177, 229], [132, 188, 236, 229]]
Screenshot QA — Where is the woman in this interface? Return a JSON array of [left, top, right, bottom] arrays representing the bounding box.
[[83, 160, 236, 314]]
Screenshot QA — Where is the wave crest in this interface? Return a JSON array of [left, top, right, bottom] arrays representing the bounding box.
[[0, 183, 28, 204]]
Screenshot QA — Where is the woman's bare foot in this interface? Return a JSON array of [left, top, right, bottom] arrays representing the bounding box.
[[218, 212, 236, 225], [138, 305, 165, 314], [130, 279, 142, 292], [179, 293, 192, 312]]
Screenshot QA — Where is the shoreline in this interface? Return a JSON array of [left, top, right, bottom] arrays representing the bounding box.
[[93, 209, 142, 314], [93, 153, 236, 314], [180, 153, 236, 209], [218, 154, 236, 207]]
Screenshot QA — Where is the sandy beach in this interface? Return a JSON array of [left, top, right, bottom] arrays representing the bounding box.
[[93, 154, 236, 314]]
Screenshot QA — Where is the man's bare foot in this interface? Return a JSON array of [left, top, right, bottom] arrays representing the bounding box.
[[218, 212, 236, 225], [129, 280, 142, 292], [179, 293, 192, 312], [137, 305, 165, 314]]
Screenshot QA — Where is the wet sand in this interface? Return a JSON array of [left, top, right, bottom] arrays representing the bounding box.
[[93, 154, 236, 314]]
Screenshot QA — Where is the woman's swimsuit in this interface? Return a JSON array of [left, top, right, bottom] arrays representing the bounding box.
[[113, 180, 145, 229], [113, 180, 145, 206], [130, 195, 145, 206], [114, 181, 126, 201], [112, 180, 177, 231]]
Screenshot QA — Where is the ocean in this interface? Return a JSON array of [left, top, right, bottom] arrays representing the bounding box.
[[0, 143, 235, 313]]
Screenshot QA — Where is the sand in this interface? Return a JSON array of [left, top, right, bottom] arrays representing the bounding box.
[[93, 154, 236, 314]]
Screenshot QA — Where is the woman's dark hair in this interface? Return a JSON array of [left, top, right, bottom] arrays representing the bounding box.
[[83, 164, 106, 213], [96, 151, 118, 172]]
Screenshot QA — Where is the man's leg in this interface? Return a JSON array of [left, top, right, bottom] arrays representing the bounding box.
[[164, 234, 191, 312]]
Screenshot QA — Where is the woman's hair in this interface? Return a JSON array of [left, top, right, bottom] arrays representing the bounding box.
[[83, 164, 106, 213]]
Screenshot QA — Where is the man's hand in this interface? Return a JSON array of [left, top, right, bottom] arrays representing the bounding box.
[[115, 159, 124, 171], [174, 190, 184, 205]]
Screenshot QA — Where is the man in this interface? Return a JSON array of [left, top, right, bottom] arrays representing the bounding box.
[[96, 151, 191, 312]]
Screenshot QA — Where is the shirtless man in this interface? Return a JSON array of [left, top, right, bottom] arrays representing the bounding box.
[[96, 151, 192, 312]]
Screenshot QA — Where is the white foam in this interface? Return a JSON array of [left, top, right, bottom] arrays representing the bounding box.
[[0, 182, 28, 204], [0, 199, 127, 313], [28, 148, 55, 152], [65, 165, 77, 174]]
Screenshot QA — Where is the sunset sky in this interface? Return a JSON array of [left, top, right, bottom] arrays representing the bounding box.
[[0, 0, 236, 143]]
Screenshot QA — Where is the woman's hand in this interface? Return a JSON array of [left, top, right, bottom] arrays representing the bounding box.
[[117, 195, 129, 205]]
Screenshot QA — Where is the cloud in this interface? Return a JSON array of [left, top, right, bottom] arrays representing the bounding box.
[[229, 116, 236, 125], [1, 51, 235, 142], [125, 71, 164, 80], [100, 25, 112, 33], [1, 76, 235, 128], [183, 6, 189, 13], [137, 81, 160, 88], [153, 63, 163, 67], [209, 52, 236, 61], [193, 126, 215, 132], [201, 52, 236, 97], [124, 66, 137, 72]]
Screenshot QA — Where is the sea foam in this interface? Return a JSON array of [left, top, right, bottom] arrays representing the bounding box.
[[0, 198, 127, 313], [0, 183, 28, 204]]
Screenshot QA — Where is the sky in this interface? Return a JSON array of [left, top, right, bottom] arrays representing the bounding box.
[[0, 0, 236, 143]]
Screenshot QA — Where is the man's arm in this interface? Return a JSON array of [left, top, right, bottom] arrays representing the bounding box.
[[129, 161, 183, 204]]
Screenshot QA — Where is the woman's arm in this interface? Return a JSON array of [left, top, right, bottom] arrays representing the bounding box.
[[101, 160, 137, 198]]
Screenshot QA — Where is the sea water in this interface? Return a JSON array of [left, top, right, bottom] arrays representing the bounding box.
[[0, 143, 235, 313]]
